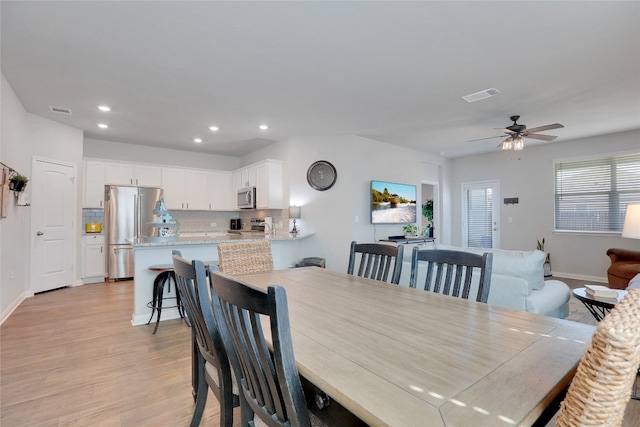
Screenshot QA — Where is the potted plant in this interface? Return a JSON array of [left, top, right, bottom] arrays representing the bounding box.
[[9, 173, 28, 192], [422, 199, 434, 237], [537, 238, 552, 277], [402, 223, 418, 238]]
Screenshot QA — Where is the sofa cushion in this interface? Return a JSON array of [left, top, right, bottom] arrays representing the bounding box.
[[435, 244, 546, 290]]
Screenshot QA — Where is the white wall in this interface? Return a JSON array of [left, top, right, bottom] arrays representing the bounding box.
[[84, 138, 240, 171], [1, 73, 84, 322], [243, 135, 450, 272], [450, 129, 640, 282]]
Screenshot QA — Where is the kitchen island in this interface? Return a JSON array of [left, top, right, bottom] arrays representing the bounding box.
[[131, 232, 315, 326]]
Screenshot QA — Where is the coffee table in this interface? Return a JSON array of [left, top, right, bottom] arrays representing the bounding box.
[[572, 287, 628, 321]]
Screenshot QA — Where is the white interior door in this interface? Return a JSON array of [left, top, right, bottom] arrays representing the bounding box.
[[31, 158, 76, 293], [462, 181, 500, 248]]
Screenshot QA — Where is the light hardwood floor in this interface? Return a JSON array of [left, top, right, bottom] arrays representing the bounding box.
[[1, 279, 638, 426]]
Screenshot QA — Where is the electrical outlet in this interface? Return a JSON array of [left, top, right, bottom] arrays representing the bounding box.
[[278, 221, 283, 228], [210, 222, 216, 227], [10, 271, 15, 279], [355, 215, 359, 223]]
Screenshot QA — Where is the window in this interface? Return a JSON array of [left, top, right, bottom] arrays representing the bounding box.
[[554, 152, 640, 232]]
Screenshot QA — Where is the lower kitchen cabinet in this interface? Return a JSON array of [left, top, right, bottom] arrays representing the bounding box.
[[83, 234, 105, 283]]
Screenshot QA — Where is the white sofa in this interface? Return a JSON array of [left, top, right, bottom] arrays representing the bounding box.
[[397, 243, 571, 318]]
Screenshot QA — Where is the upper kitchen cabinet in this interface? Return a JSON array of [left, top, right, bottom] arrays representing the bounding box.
[[83, 160, 106, 208], [161, 167, 188, 209], [161, 167, 229, 210], [255, 160, 283, 209], [185, 169, 209, 210], [232, 159, 283, 210], [104, 163, 162, 187], [207, 171, 233, 210]]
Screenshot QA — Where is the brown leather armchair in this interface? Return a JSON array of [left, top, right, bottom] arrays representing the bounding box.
[[606, 248, 640, 289]]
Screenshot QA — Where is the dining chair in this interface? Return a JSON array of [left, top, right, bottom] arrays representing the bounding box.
[[211, 271, 326, 427], [347, 241, 404, 284], [172, 255, 239, 427], [556, 289, 640, 426], [217, 240, 274, 275], [409, 247, 493, 303]]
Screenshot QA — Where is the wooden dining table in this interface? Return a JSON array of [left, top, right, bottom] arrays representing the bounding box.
[[235, 267, 595, 427]]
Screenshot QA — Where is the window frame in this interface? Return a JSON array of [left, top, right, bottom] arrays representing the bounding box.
[[553, 150, 640, 234]]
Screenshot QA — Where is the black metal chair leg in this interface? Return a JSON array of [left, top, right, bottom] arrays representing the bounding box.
[[152, 271, 170, 334], [147, 272, 165, 325]]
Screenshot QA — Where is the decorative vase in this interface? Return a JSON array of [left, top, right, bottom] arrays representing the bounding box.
[[9, 180, 26, 192]]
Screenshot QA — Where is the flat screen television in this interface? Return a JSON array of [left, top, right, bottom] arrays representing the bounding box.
[[371, 180, 417, 224]]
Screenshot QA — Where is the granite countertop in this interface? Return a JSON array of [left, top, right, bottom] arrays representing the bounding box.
[[131, 232, 314, 247]]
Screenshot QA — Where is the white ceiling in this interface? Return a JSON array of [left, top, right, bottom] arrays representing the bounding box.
[[2, 1, 639, 158]]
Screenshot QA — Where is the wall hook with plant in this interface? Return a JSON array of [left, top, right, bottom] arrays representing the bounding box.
[[8, 172, 29, 192]]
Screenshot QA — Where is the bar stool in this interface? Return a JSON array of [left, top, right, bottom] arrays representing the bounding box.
[[147, 264, 185, 334]]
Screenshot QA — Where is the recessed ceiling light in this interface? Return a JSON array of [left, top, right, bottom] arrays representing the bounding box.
[[259, 124, 269, 130], [97, 123, 108, 129], [194, 138, 202, 143], [209, 126, 219, 132], [98, 105, 111, 112]]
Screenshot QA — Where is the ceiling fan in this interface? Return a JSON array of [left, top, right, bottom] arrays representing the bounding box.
[[471, 115, 564, 150]]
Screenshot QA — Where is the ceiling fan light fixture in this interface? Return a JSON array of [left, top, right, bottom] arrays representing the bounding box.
[[501, 137, 513, 150], [513, 136, 524, 150]]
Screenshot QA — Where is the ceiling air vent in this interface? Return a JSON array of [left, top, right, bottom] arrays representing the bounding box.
[[49, 106, 72, 115], [462, 88, 500, 103]]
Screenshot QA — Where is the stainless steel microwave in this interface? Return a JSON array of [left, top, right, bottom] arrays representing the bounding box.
[[237, 187, 256, 209]]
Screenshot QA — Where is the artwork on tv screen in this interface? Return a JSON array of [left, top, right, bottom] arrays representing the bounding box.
[[371, 180, 417, 224]]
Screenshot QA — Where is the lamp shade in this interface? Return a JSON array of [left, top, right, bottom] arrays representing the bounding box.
[[622, 203, 640, 239], [289, 206, 301, 219]]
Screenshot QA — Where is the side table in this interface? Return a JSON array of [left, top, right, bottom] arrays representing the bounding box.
[[572, 287, 628, 321]]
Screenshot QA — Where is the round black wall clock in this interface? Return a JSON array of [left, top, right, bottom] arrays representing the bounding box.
[[307, 160, 337, 191]]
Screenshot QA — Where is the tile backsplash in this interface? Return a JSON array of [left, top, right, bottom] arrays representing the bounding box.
[[82, 208, 291, 233], [82, 208, 104, 231]]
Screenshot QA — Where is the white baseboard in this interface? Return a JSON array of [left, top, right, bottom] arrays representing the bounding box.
[[0, 291, 32, 325], [81, 276, 105, 285], [550, 271, 607, 284], [131, 306, 181, 327]]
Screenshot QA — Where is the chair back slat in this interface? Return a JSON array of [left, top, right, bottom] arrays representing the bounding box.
[[410, 248, 493, 303], [348, 241, 404, 284], [211, 272, 312, 427]]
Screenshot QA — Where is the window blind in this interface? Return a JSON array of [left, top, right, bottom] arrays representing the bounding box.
[[554, 152, 640, 232], [467, 187, 493, 248]]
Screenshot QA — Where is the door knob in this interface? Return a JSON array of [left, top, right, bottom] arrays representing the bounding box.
[[36, 231, 44, 236]]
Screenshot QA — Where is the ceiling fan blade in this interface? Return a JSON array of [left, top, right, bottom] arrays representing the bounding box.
[[525, 123, 564, 133], [523, 133, 558, 141], [469, 135, 505, 143]]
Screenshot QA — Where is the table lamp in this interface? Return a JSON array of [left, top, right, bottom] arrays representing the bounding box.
[[622, 202, 640, 239], [289, 206, 301, 235]]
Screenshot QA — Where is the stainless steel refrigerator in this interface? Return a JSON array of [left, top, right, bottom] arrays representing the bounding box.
[[105, 185, 163, 281]]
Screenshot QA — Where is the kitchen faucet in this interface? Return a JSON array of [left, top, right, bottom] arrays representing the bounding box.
[[260, 221, 275, 236]]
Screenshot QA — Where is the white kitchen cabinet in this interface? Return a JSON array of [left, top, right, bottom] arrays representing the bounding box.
[[105, 163, 162, 187], [208, 171, 232, 210], [231, 160, 282, 210], [134, 164, 163, 187], [83, 234, 105, 283], [161, 167, 188, 209], [185, 169, 209, 210], [255, 160, 283, 209], [83, 160, 106, 208], [241, 167, 257, 188], [162, 167, 225, 210]]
